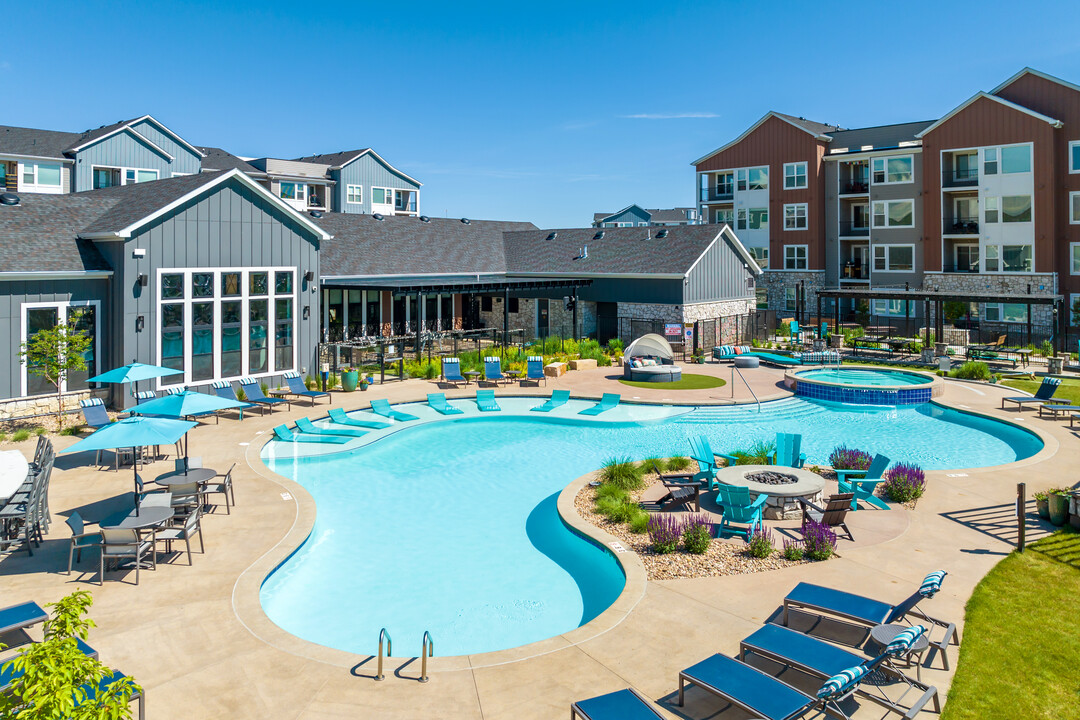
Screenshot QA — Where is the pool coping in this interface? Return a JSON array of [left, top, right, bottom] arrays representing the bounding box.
[[784, 364, 945, 403], [229, 382, 1056, 672]]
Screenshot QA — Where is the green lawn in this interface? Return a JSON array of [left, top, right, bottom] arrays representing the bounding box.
[[1001, 378, 1080, 406], [618, 373, 726, 390], [942, 531, 1080, 719]]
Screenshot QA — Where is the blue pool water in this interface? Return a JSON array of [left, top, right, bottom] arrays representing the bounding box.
[[797, 368, 931, 386], [259, 396, 1041, 657]]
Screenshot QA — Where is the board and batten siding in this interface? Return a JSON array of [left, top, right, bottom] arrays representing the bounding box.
[[126, 119, 202, 176], [105, 177, 321, 405], [72, 132, 177, 191], [684, 231, 756, 303], [600, 207, 651, 225], [0, 278, 110, 400], [333, 154, 421, 214]]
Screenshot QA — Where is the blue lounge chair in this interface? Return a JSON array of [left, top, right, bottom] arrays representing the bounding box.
[[835, 453, 890, 510], [369, 398, 418, 422], [1001, 376, 1069, 411], [782, 570, 958, 669], [532, 389, 569, 412], [571, 689, 664, 720], [327, 407, 390, 429], [476, 389, 500, 412], [0, 601, 47, 636], [770, 432, 806, 468], [714, 483, 767, 539], [580, 393, 620, 416], [283, 371, 330, 406], [295, 417, 365, 438], [211, 380, 257, 418], [239, 377, 291, 413], [273, 425, 350, 444], [442, 358, 467, 386], [133, 391, 156, 405], [484, 356, 506, 385], [79, 398, 110, 430], [428, 393, 464, 415], [739, 623, 941, 716], [526, 355, 546, 386]]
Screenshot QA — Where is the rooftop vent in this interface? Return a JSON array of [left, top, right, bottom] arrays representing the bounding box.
[[308, 210, 323, 218], [593, 230, 604, 240], [461, 218, 471, 225], [576, 245, 589, 260], [656, 229, 669, 238], [419, 215, 431, 222], [372, 213, 384, 221], [0, 193, 20, 206], [546, 231, 558, 241]]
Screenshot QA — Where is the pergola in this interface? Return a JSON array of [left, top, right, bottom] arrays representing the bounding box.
[[817, 287, 1067, 351]]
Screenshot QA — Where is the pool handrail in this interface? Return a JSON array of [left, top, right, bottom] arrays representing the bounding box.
[[730, 365, 761, 412], [420, 631, 434, 683], [376, 628, 392, 681]]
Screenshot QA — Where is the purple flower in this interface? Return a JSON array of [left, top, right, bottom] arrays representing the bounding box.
[[647, 514, 683, 554], [880, 462, 926, 503], [802, 520, 837, 561], [829, 445, 872, 471]]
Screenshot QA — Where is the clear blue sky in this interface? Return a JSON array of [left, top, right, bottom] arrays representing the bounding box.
[[6, 1, 1079, 228]]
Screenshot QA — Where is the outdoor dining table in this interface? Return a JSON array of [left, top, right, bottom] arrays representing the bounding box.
[[154, 467, 216, 486], [0, 450, 29, 505]]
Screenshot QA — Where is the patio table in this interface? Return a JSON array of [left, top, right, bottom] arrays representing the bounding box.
[[99, 505, 174, 568], [154, 468, 216, 486], [0, 450, 29, 504], [871, 623, 930, 680], [463, 370, 482, 384]]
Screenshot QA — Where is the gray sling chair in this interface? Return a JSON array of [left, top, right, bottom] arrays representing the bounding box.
[[65, 510, 102, 575], [155, 511, 204, 565], [201, 463, 237, 514], [99, 528, 156, 585]]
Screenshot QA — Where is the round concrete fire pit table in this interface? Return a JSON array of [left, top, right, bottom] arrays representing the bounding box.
[[713, 464, 825, 520]]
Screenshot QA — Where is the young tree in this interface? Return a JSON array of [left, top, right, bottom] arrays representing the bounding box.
[[18, 313, 93, 431], [0, 591, 141, 720]]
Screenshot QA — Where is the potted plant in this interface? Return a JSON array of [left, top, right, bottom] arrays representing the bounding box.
[[1034, 490, 1050, 520], [1048, 487, 1070, 527], [340, 366, 359, 392], [359, 373, 370, 391]]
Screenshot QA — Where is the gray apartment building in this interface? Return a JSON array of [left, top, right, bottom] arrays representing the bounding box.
[[592, 205, 699, 227]]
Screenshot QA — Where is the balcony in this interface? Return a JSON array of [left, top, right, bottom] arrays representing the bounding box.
[[840, 262, 870, 280], [839, 179, 869, 195], [700, 185, 734, 203], [941, 264, 979, 273], [943, 216, 979, 235], [942, 168, 979, 188], [838, 221, 870, 238]]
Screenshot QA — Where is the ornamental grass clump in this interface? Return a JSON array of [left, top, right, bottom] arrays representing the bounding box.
[[731, 439, 776, 466], [948, 361, 992, 381], [666, 456, 691, 471], [802, 520, 838, 561], [628, 511, 651, 534], [599, 457, 645, 491], [880, 462, 926, 503], [640, 457, 667, 473], [829, 445, 872, 471], [681, 514, 713, 554], [781, 539, 804, 561], [647, 515, 682, 554], [745, 526, 774, 558]]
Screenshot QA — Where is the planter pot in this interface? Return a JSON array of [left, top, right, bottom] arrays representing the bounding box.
[[341, 370, 359, 392], [935, 342, 948, 357], [1035, 496, 1050, 520], [1048, 356, 1065, 374], [1048, 493, 1069, 527], [359, 382, 369, 392], [828, 335, 843, 349], [813, 339, 826, 352], [921, 349, 936, 363]]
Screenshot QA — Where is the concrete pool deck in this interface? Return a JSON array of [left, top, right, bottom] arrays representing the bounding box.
[[0, 363, 1069, 719]]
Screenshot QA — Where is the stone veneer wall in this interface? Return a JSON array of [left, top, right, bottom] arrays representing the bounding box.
[[615, 302, 683, 323], [478, 297, 597, 339], [924, 272, 1058, 326], [683, 298, 756, 322], [764, 271, 827, 317], [0, 388, 108, 421]]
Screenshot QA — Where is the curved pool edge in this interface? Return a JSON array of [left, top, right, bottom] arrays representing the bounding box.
[[784, 364, 944, 405]]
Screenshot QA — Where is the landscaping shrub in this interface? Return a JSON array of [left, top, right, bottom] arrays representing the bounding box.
[[11, 429, 30, 442], [949, 361, 992, 381], [60, 426, 82, 436], [607, 339, 624, 355], [666, 456, 691, 471], [595, 483, 629, 503], [731, 439, 776, 466], [828, 445, 872, 471], [647, 515, 682, 554], [596, 497, 640, 523], [781, 539, 804, 561], [260, 382, 269, 396], [802, 520, 837, 561], [1039, 340, 1054, 357], [599, 457, 645, 491], [628, 510, 651, 534], [682, 514, 713, 554], [0, 432, 8, 442], [304, 375, 317, 390], [880, 462, 926, 503], [745, 526, 774, 558], [640, 457, 666, 473]]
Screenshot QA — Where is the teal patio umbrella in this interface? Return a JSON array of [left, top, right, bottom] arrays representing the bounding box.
[[88, 362, 183, 397], [61, 416, 197, 513], [130, 389, 248, 464]]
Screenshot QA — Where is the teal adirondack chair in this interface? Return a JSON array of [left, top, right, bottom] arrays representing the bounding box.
[[689, 435, 737, 490], [714, 483, 768, 539], [770, 432, 806, 468], [835, 453, 891, 510]]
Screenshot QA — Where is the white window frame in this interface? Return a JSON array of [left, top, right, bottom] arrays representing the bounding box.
[[783, 161, 807, 190], [346, 184, 363, 204], [982, 303, 1028, 323], [783, 244, 808, 270], [91, 164, 158, 188], [1069, 191, 1080, 224], [872, 244, 915, 273], [871, 154, 914, 185], [998, 143, 1033, 175], [748, 207, 768, 230], [1070, 140, 1080, 174], [747, 166, 769, 191], [1070, 242, 1080, 275], [1001, 195, 1033, 224], [19, 300, 101, 398], [18, 161, 64, 191], [871, 199, 914, 229], [170, 172, 191, 178], [155, 266, 298, 389], [783, 203, 808, 230], [714, 208, 734, 225], [872, 299, 916, 317], [371, 187, 394, 206], [278, 182, 307, 202], [784, 287, 797, 311]]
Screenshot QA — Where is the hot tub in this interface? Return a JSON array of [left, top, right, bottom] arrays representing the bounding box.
[[785, 366, 942, 405]]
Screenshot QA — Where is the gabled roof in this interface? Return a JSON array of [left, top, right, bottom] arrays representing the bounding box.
[[916, 92, 1063, 138], [0, 194, 116, 273], [65, 115, 205, 159], [825, 120, 934, 154], [594, 206, 696, 224], [991, 67, 1080, 97], [693, 111, 842, 166], [0, 125, 80, 160], [291, 148, 423, 186], [197, 146, 267, 176], [594, 204, 650, 223]]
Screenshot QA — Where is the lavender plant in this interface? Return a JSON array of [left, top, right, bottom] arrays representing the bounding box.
[[828, 445, 872, 471], [880, 462, 926, 503], [745, 525, 774, 558], [802, 520, 837, 561], [681, 514, 713, 554], [647, 515, 683, 554]]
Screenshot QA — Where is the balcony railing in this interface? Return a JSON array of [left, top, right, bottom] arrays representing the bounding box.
[[942, 264, 980, 274], [839, 179, 869, 195], [700, 186, 734, 202], [840, 262, 870, 280], [943, 217, 979, 235], [942, 168, 979, 188], [838, 221, 870, 237]]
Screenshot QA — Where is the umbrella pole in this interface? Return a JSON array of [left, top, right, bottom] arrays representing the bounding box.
[[132, 448, 140, 516]]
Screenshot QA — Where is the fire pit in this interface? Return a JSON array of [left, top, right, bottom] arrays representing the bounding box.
[[712, 464, 825, 520]]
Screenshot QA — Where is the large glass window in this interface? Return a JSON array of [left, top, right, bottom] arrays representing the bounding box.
[[872, 200, 914, 228], [1071, 141, 1080, 173], [21, 303, 99, 397], [162, 273, 184, 300], [871, 156, 913, 184], [1002, 245, 1033, 272], [747, 166, 768, 190], [191, 302, 214, 381], [1000, 145, 1031, 174], [249, 300, 268, 374], [25, 307, 59, 396], [221, 301, 243, 378], [372, 187, 391, 204], [1002, 195, 1032, 223], [748, 208, 768, 230], [22, 162, 63, 188], [873, 245, 914, 271], [161, 304, 185, 373], [275, 298, 293, 372], [783, 162, 807, 189]]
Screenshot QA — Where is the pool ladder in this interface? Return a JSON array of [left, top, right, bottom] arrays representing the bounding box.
[[376, 628, 392, 680], [374, 628, 435, 682]]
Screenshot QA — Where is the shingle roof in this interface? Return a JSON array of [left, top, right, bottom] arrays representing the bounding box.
[[647, 208, 695, 222], [773, 112, 844, 136], [197, 146, 265, 175], [292, 149, 371, 168], [503, 226, 721, 275], [313, 213, 536, 277], [64, 118, 137, 152], [0, 125, 80, 159], [76, 172, 225, 235], [0, 194, 117, 272], [826, 121, 934, 152]]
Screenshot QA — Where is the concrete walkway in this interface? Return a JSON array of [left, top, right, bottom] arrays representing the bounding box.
[[0, 365, 1069, 719]]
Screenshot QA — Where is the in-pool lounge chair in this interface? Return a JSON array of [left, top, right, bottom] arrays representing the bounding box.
[[532, 389, 569, 412], [428, 393, 464, 415], [273, 425, 350, 444], [739, 623, 941, 716], [770, 432, 806, 468], [571, 689, 664, 720], [239, 377, 291, 413], [782, 570, 958, 670], [211, 380, 258, 418], [476, 389, 501, 412], [525, 356, 546, 386], [369, 398, 418, 422], [442, 358, 467, 386], [580, 393, 620, 416], [295, 417, 365, 438], [328, 407, 390, 429], [835, 453, 890, 510], [484, 356, 506, 385], [1001, 376, 1069, 412], [714, 483, 767, 539], [283, 371, 331, 406]]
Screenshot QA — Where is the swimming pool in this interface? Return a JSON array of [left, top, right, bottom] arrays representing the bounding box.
[[796, 368, 931, 386], [789, 367, 941, 405], [259, 396, 1041, 657]]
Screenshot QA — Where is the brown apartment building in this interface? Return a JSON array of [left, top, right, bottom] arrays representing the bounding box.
[[693, 67, 1080, 330]]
